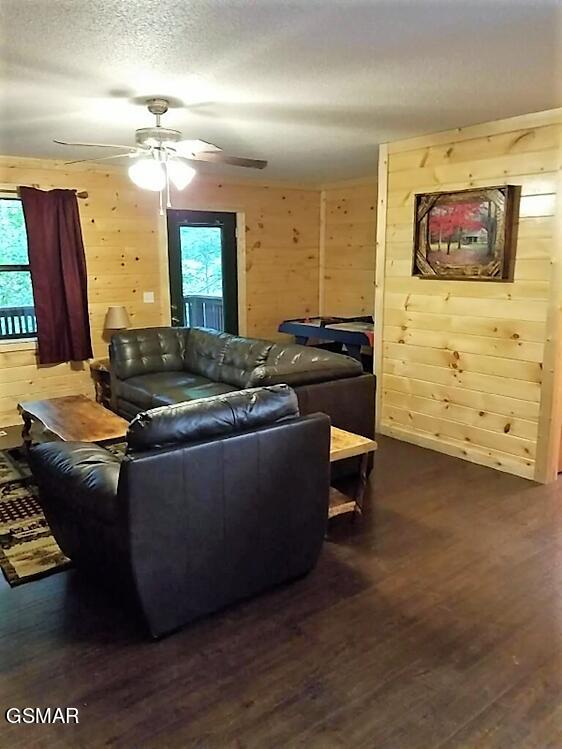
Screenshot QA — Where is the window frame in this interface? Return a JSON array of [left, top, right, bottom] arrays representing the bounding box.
[[0, 195, 37, 342]]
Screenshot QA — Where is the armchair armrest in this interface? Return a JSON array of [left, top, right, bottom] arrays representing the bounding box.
[[29, 442, 123, 525]]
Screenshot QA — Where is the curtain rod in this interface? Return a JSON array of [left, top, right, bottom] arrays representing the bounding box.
[[2, 187, 89, 199]]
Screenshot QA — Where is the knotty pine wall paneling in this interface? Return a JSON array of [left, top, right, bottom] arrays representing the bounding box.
[[320, 179, 377, 316], [375, 109, 562, 482]]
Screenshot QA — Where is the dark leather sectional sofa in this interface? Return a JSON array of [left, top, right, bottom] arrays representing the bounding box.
[[109, 326, 375, 445], [29, 386, 331, 637]]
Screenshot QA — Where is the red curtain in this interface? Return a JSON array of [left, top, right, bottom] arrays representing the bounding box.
[[20, 187, 93, 364]]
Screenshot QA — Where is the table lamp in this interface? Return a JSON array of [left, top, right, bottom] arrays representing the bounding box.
[[104, 305, 130, 331]]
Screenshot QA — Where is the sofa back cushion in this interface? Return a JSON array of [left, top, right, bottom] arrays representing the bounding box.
[[127, 384, 299, 451], [110, 327, 189, 380], [183, 327, 229, 381], [220, 336, 273, 388]]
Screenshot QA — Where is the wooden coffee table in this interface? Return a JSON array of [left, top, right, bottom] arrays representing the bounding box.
[[18, 395, 128, 446], [329, 426, 377, 518]]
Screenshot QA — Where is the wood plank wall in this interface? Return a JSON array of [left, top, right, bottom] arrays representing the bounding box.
[[320, 180, 377, 316], [375, 109, 562, 482], [0, 156, 321, 427]]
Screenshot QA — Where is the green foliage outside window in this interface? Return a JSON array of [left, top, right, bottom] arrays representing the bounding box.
[[0, 198, 34, 307], [180, 226, 223, 297]]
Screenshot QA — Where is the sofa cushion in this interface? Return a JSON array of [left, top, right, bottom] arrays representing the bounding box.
[[127, 384, 299, 451], [220, 336, 273, 388], [184, 328, 229, 381], [152, 381, 239, 407], [247, 343, 363, 387], [117, 371, 211, 410], [110, 327, 189, 380]]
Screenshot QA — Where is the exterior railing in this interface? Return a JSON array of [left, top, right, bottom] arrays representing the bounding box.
[[184, 295, 224, 331], [0, 305, 37, 340]]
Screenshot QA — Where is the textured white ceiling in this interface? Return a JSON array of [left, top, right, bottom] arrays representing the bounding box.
[[1, 0, 561, 182]]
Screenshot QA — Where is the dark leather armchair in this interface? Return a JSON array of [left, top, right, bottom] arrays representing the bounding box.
[[29, 386, 331, 638]]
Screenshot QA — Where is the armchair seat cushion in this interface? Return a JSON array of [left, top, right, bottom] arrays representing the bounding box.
[[29, 442, 122, 526]]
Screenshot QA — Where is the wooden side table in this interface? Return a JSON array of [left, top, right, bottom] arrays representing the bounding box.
[[329, 426, 377, 518], [90, 358, 112, 409]]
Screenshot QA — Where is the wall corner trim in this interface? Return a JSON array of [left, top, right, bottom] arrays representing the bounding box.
[[374, 143, 389, 432]]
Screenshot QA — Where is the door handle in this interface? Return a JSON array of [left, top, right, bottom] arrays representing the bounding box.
[[171, 316, 180, 324]]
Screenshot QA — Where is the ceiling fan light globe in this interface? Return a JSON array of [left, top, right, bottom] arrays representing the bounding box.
[[128, 158, 166, 191], [167, 160, 196, 190]]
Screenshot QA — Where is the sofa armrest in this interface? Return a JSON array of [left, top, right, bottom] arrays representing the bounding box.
[[248, 360, 362, 387], [247, 343, 363, 387]]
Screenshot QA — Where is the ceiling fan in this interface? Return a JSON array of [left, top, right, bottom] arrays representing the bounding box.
[[54, 97, 267, 210]]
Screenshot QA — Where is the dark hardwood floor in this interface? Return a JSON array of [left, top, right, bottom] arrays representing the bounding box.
[[1, 436, 562, 748]]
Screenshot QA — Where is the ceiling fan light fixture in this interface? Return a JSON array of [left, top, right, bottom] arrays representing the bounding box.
[[167, 159, 196, 190], [128, 157, 166, 191]]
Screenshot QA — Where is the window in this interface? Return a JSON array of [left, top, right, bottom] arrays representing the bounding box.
[[0, 197, 36, 340]]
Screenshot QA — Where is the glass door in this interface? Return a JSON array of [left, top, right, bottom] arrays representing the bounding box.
[[167, 210, 238, 334]]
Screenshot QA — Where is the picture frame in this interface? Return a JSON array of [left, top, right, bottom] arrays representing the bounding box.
[[412, 185, 520, 281]]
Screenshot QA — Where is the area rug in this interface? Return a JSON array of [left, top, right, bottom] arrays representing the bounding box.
[[0, 447, 70, 586]]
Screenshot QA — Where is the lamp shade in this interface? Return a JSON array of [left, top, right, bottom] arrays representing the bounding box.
[[104, 305, 130, 330]]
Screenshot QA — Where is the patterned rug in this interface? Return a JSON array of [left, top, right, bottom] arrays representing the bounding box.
[[0, 447, 70, 586]]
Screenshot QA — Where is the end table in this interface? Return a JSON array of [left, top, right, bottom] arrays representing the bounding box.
[[90, 358, 112, 409]]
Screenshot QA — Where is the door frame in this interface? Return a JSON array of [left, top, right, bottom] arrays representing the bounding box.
[[163, 208, 247, 335]]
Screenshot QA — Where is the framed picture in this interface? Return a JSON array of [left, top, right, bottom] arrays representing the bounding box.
[[412, 185, 519, 280]]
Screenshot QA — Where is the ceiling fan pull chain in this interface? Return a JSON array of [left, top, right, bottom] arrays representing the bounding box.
[[166, 163, 172, 209]]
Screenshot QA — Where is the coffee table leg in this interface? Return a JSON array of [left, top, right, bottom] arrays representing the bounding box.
[[21, 412, 33, 449], [354, 453, 369, 516]]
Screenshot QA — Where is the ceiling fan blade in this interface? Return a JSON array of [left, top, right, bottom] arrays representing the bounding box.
[[64, 153, 133, 165], [189, 152, 268, 169], [174, 139, 222, 156], [54, 139, 138, 151]]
